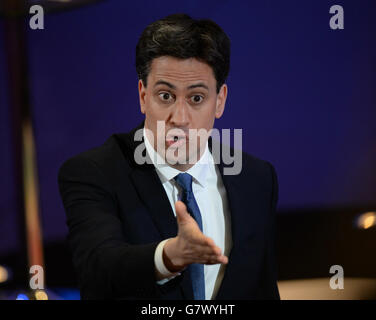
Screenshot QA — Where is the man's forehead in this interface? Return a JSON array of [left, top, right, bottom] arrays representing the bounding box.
[[149, 56, 215, 86]]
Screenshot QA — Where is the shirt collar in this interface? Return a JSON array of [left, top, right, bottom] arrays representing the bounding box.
[[143, 126, 212, 187]]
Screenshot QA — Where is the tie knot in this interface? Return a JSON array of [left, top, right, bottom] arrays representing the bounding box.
[[174, 173, 193, 193]]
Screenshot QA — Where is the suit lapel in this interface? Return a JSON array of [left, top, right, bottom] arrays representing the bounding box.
[[209, 136, 247, 249], [213, 170, 243, 299], [129, 169, 178, 239], [116, 121, 178, 240], [210, 138, 256, 299]]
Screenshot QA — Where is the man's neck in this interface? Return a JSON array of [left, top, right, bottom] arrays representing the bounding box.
[[169, 149, 205, 172]]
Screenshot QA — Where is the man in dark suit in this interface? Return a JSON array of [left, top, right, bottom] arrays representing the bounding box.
[[58, 13, 279, 300]]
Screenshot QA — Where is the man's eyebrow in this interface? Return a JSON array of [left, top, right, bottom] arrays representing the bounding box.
[[154, 80, 209, 91], [154, 80, 176, 89], [187, 83, 209, 90]]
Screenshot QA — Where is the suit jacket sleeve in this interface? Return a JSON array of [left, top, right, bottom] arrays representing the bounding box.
[[58, 155, 160, 299]]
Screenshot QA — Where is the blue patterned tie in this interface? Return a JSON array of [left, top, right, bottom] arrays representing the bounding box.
[[174, 173, 205, 300]]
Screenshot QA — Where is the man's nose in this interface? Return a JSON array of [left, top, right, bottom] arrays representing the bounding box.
[[170, 98, 190, 127]]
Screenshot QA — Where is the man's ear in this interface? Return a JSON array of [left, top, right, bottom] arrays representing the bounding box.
[[138, 79, 146, 114], [215, 84, 228, 119]]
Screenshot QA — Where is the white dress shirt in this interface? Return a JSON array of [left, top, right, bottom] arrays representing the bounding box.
[[143, 127, 232, 300]]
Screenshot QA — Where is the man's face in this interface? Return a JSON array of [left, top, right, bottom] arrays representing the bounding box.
[[138, 56, 227, 168]]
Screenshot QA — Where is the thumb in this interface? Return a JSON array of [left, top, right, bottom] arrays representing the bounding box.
[[175, 200, 192, 226]]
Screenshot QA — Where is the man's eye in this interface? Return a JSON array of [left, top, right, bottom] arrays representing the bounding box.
[[191, 95, 204, 104], [159, 92, 173, 102]]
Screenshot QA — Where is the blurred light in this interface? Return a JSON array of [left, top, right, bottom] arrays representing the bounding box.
[[0, 265, 9, 283], [34, 290, 48, 300], [16, 294, 29, 300], [355, 211, 376, 230]]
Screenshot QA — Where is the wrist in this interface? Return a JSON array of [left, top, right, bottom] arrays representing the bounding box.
[[163, 238, 186, 272]]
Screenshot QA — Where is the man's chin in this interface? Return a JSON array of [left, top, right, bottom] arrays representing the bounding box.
[[165, 154, 189, 166]]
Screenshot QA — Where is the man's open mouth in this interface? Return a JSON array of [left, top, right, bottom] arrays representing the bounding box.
[[166, 131, 188, 148]]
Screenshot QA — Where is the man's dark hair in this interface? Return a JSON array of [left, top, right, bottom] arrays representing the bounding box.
[[136, 13, 230, 93]]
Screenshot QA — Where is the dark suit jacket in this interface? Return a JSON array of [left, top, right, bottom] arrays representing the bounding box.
[[58, 121, 280, 300]]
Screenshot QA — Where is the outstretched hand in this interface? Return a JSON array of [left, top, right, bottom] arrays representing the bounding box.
[[163, 201, 228, 273]]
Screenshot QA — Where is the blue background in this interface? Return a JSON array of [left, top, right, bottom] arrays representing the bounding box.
[[1, 0, 375, 255]]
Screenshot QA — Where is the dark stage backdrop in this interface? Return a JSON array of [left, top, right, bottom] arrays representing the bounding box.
[[1, 0, 375, 255]]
